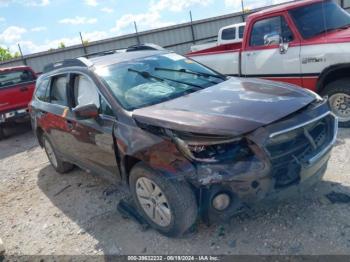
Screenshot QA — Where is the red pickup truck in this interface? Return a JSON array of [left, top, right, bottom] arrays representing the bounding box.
[[187, 0, 350, 127], [0, 66, 37, 139]]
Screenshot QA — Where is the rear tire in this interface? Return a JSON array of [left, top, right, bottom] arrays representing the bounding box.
[[42, 134, 74, 174], [129, 162, 198, 237], [321, 79, 350, 128]]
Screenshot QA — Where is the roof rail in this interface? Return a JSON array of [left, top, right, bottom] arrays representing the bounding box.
[[126, 43, 166, 52], [43, 43, 166, 73], [43, 58, 89, 73], [83, 43, 166, 58], [83, 48, 125, 59]]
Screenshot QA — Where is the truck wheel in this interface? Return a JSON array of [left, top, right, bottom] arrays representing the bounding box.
[[322, 79, 350, 128], [42, 134, 74, 174], [129, 162, 198, 237]]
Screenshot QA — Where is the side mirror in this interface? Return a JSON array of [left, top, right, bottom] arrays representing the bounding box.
[[279, 41, 289, 54], [73, 103, 99, 119]]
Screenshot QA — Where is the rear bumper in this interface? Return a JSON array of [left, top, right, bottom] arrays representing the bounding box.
[[0, 108, 30, 124]]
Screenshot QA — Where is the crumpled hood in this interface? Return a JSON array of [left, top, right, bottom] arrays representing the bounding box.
[[132, 78, 316, 136]]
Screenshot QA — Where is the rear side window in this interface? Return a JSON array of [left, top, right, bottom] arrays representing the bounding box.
[[35, 78, 50, 102], [221, 27, 236, 40], [0, 70, 35, 89], [250, 16, 294, 47], [50, 75, 68, 106]]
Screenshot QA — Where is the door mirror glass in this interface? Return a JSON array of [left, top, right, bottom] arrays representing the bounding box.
[[264, 32, 281, 46], [73, 103, 99, 119]]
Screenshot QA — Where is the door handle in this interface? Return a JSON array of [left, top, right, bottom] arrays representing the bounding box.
[[20, 86, 29, 92]]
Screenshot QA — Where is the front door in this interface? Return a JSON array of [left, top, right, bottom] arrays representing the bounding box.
[[68, 73, 120, 181], [241, 15, 302, 87], [43, 74, 77, 158]]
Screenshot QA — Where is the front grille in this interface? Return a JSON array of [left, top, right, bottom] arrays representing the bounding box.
[[266, 114, 336, 189]]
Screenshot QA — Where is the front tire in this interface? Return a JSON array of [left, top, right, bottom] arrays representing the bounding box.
[[129, 163, 198, 237], [42, 134, 74, 174], [322, 79, 350, 128]]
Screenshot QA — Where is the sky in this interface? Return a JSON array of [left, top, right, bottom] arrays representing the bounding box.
[[0, 0, 288, 55]]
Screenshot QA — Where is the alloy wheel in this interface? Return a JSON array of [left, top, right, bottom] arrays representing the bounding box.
[[135, 177, 172, 227]]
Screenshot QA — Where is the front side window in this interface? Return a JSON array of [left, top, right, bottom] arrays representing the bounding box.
[[0, 70, 35, 89], [50, 75, 68, 106], [250, 16, 294, 47], [289, 1, 350, 39], [73, 74, 114, 116], [221, 27, 236, 40], [95, 53, 226, 110], [35, 78, 50, 102], [74, 75, 100, 108]]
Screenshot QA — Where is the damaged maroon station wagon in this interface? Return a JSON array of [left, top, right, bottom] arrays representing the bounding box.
[[30, 46, 338, 237]]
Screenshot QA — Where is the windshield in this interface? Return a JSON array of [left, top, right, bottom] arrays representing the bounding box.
[[289, 1, 350, 39], [96, 53, 226, 110], [0, 70, 35, 89]]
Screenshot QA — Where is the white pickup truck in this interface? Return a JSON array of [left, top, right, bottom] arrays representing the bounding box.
[[187, 0, 350, 127], [190, 23, 246, 52]]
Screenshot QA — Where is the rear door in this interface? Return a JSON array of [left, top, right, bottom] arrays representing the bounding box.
[[241, 15, 302, 86], [0, 69, 36, 113], [68, 73, 120, 181]]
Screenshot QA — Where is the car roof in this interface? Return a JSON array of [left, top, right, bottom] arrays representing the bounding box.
[[89, 50, 169, 68], [248, 0, 324, 20]]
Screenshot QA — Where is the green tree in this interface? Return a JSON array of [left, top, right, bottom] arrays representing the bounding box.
[[0, 47, 13, 62], [58, 42, 66, 49], [13, 52, 21, 58]]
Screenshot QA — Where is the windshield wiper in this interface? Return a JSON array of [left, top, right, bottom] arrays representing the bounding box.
[[155, 67, 227, 81], [128, 68, 203, 89]]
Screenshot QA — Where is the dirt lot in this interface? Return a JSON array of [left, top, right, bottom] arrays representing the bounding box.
[[0, 123, 350, 255]]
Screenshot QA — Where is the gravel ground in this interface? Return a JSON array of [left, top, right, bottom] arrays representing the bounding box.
[[0, 123, 350, 256]]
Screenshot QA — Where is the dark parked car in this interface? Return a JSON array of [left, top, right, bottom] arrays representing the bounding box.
[[0, 66, 37, 139], [30, 48, 338, 237]]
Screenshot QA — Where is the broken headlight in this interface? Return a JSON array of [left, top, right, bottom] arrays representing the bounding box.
[[171, 131, 253, 163]]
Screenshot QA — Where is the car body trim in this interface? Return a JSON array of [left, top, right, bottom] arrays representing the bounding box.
[[269, 111, 335, 138]]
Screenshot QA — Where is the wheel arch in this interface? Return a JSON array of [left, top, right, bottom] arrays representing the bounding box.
[[317, 63, 350, 94], [36, 126, 45, 147], [122, 155, 141, 184]]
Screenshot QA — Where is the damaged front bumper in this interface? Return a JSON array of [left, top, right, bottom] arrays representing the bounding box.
[[189, 101, 338, 222]]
